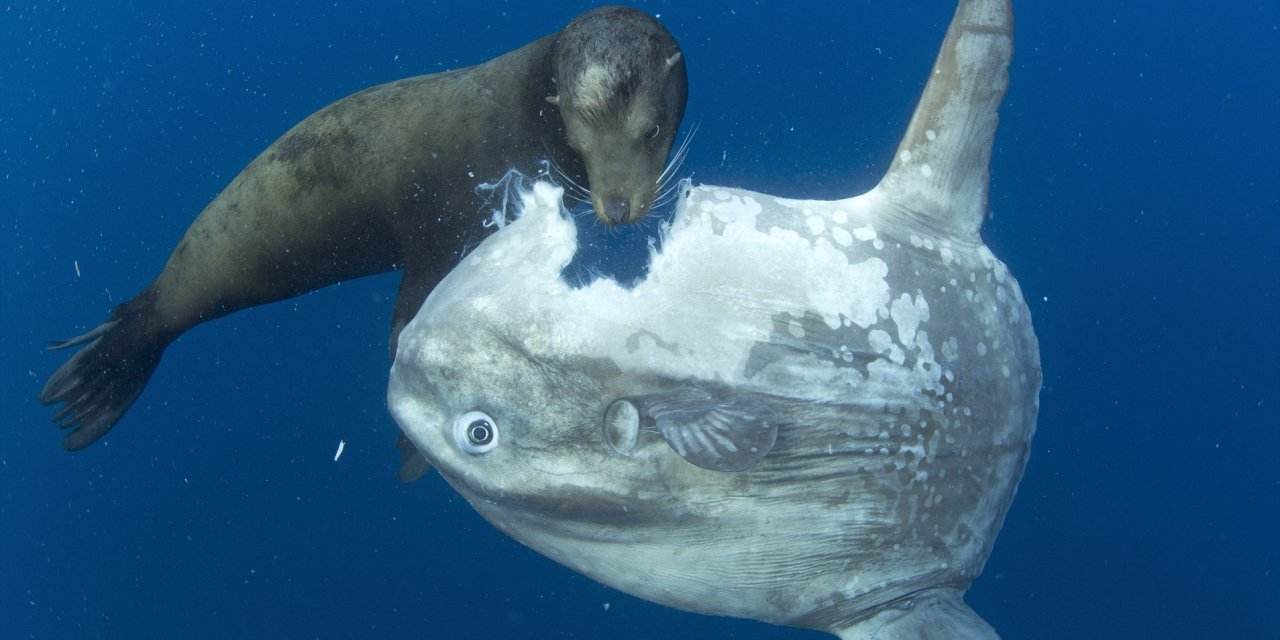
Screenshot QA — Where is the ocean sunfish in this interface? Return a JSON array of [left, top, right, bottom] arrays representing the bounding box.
[[389, 0, 1039, 638]]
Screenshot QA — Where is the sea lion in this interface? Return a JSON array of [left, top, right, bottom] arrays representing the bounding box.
[[39, 5, 688, 451]]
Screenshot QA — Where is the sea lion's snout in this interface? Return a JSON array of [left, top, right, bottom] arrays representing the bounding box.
[[594, 191, 653, 226], [600, 195, 632, 226]]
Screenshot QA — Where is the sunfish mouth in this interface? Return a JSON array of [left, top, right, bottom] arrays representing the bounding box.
[[460, 481, 694, 534]]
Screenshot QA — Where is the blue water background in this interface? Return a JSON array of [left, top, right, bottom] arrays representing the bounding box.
[[3, 2, 1277, 638]]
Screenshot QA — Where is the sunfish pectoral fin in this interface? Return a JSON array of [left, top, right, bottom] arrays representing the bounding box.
[[395, 432, 432, 483], [873, 0, 1012, 239], [640, 389, 778, 472]]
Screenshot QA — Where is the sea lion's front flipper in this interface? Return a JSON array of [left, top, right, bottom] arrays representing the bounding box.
[[872, 0, 1012, 239], [635, 389, 778, 472], [39, 292, 170, 450], [395, 432, 432, 483], [389, 263, 442, 361]]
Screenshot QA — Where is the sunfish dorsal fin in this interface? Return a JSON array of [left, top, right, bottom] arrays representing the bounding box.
[[638, 389, 778, 472], [873, 0, 1013, 239]]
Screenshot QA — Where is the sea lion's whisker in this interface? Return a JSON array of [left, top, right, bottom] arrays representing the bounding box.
[[544, 154, 593, 200], [656, 122, 699, 188], [651, 191, 681, 211], [657, 126, 695, 185], [651, 176, 690, 210]]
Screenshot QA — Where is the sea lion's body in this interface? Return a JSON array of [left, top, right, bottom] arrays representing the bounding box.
[[40, 6, 688, 450], [150, 37, 573, 351]]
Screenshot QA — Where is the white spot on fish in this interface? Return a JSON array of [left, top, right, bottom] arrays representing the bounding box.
[[832, 227, 853, 247], [868, 329, 905, 365], [890, 292, 930, 346], [920, 164, 934, 178], [806, 216, 825, 236], [925, 129, 937, 141]]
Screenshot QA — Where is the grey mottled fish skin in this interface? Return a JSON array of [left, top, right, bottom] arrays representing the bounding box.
[[389, 0, 1037, 638]]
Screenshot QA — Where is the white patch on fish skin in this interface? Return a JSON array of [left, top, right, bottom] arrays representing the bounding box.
[[939, 246, 954, 265], [942, 337, 960, 362], [868, 329, 905, 366], [806, 216, 826, 236], [434, 184, 900, 397], [707, 194, 763, 225], [852, 226, 877, 242], [890, 292, 931, 346], [832, 227, 853, 247]]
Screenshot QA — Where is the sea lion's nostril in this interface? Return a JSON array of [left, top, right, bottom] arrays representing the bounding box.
[[603, 196, 631, 225]]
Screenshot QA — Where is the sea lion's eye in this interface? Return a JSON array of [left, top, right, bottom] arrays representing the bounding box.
[[453, 411, 499, 454], [647, 124, 661, 140]]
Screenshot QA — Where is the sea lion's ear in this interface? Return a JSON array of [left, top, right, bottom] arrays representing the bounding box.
[[545, 95, 561, 106], [664, 52, 682, 71]]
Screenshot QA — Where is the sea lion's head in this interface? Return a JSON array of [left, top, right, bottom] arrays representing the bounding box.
[[548, 6, 688, 225]]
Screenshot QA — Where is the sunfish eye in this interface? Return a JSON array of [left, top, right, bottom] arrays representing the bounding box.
[[453, 410, 499, 454]]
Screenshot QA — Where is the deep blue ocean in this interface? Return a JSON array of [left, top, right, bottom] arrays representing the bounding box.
[[4, 2, 1278, 638]]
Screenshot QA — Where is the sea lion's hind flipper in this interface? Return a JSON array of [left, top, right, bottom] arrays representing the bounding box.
[[39, 297, 168, 450], [47, 320, 117, 350], [873, 0, 1012, 239]]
